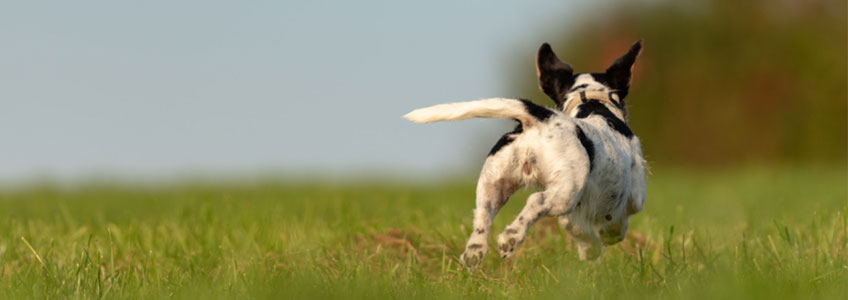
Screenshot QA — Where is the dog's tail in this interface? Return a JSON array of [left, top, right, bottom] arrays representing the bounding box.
[[403, 98, 554, 128]]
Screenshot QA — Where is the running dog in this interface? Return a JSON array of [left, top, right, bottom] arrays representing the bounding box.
[[404, 40, 646, 267]]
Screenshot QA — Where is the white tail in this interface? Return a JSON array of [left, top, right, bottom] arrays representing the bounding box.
[[404, 98, 539, 126]]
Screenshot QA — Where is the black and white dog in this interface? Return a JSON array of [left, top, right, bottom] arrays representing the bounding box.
[[404, 41, 646, 267]]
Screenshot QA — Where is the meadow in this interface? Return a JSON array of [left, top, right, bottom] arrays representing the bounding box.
[[0, 165, 845, 299]]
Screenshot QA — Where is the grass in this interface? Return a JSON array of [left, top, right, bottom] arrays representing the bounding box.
[[0, 165, 845, 299]]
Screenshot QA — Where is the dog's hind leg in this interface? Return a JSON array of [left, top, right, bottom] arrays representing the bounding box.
[[495, 192, 547, 259], [460, 174, 516, 268], [496, 168, 588, 259]]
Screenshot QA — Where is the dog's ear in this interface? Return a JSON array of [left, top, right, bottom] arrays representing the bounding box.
[[605, 40, 642, 98], [536, 43, 574, 107]]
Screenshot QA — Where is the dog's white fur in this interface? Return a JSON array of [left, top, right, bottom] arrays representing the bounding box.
[[405, 42, 646, 267]]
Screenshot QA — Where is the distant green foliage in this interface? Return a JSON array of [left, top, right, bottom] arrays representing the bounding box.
[[0, 166, 845, 299], [511, 0, 847, 165]]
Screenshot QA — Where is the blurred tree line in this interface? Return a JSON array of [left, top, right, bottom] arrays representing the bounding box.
[[510, 0, 846, 166]]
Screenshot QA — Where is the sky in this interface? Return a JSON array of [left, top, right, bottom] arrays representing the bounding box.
[[1, 1, 599, 181]]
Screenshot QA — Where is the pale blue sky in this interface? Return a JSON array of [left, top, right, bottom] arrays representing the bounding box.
[[1, 1, 600, 181]]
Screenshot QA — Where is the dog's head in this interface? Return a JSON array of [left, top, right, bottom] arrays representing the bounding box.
[[597, 213, 629, 245], [536, 40, 642, 119]]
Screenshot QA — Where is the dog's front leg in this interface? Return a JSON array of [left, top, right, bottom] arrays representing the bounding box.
[[460, 176, 515, 268], [559, 216, 605, 260]]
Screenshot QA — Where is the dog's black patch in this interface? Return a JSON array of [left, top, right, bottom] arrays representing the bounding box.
[[575, 100, 633, 138], [618, 95, 626, 111], [575, 126, 595, 171], [589, 73, 611, 86], [591, 72, 629, 100], [520, 99, 553, 121], [488, 124, 523, 156], [569, 84, 588, 92], [536, 210, 546, 218], [608, 91, 625, 110], [488, 136, 514, 156], [487, 99, 557, 155]]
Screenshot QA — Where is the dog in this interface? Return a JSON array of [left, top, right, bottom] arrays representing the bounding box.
[[403, 40, 646, 267]]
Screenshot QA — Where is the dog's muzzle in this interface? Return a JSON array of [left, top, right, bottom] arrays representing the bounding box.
[[599, 228, 626, 245]]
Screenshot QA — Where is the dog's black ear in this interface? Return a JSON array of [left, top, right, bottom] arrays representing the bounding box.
[[605, 40, 642, 98], [536, 43, 574, 107]]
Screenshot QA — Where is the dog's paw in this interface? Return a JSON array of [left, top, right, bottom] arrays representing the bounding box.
[[496, 227, 523, 259], [577, 243, 605, 261], [460, 243, 487, 268]]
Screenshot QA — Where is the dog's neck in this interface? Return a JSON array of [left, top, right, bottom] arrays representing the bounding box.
[[561, 89, 626, 121]]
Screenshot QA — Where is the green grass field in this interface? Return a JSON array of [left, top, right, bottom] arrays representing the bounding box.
[[1, 165, 845, 299]]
